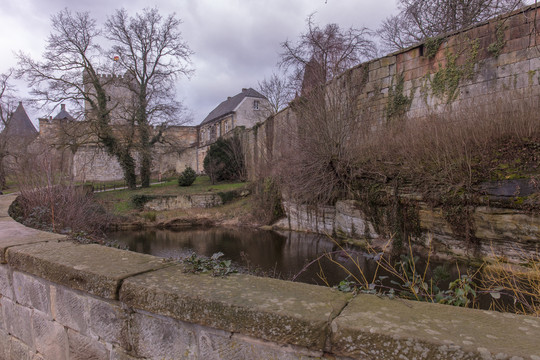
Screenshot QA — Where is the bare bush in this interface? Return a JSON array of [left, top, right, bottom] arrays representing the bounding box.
[[11, 145, 111, 235], [278, 83, 539, 206]]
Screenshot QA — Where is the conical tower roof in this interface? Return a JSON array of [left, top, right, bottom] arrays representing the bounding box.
[[3, 102, 38, 137]]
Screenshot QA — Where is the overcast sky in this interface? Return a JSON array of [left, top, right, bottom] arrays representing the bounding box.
[[0, 0, 400, 126]]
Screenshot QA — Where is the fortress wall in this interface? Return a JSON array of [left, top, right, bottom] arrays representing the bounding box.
[[244, 5, 540, 180]]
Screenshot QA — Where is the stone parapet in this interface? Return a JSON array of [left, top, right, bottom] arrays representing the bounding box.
[[0, 194, 539, 359]]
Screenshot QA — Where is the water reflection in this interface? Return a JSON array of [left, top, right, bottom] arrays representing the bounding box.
[[107, 227, 386, 286]]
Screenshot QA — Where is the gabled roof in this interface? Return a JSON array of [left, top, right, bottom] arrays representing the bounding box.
[[200, 88, 266, 126], [3, 102, 38, 137], [53, 104, 75, 121]]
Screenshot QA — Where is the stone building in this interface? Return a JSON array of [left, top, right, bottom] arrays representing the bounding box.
[[196, 88, 270, 172], [32, 85, 269, 181]]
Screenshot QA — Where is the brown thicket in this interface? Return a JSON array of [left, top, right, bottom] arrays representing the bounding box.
[[12, 146, 111, 235], [279, 84, 539, 206]]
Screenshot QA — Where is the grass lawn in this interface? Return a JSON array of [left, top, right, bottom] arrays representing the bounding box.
[[95, 175, 249, 216]]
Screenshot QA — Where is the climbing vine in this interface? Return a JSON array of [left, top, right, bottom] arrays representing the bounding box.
[[429, 38, 480, 104], [487, 22, 507, 57], [386, 73, 413, 121], [424, 36, 444, 59]]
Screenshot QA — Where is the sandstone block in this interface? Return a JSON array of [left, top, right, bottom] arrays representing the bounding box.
[[330, 294, 540, 359], [0, 264, 13, 300], [32, 311, 68, 360], [7, 241, 170, 299], [121, 265, 351, 350], [88, 295, 129, 348], [2, 297, 33, 347], [131, 311, 198, 359], [198, 330, 323, 360], [13, 271, 50, 315], [53, 285, 88, 333], [0, 329, 11, 359], [10, 336, 33, 360], [67, 329, 110, 360], [110, 347, 142, 360]]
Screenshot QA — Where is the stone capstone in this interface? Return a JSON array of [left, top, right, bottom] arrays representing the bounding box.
[[6, 241, 171, 299], [120, 265, 352, 350]]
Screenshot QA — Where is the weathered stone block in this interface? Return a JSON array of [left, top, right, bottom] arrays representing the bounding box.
[[335, 200, 378, 239], [110, 347, 142, 360], [10, 336, 33, 360], [88, 295, 129, 348], [198, 330, 323, 360], [331, 294, 540, 359], [121, 266, 351, 350], [53, 285, 88, 333], [131, 311, 198, 359], [7, 241, 170, 299], [2, 297, 33, 347], [32, 310, 68, 360], [0, 264, 13, 300], [0, 217, 65, 263], [67, 329, 109, 360], [13, 271, 50, 315], [497, 59, 530, 78], [0, 329, 11, 359]]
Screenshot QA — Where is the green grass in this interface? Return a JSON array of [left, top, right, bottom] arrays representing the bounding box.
[[95, 176, 248, 216]]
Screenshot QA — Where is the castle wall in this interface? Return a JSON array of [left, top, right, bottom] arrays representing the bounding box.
[[243, 5, 540, 180]]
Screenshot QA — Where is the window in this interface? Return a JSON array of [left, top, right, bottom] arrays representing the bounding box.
[[253, 100, 259, 110], [225, 121, 229, 132]]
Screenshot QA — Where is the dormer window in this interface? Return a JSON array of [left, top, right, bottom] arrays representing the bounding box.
[[253, 100, 260, 110]]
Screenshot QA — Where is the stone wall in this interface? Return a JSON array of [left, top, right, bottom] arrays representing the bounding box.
[[143, 193, 223, 211], [2, 194, 540, 359], [243, 5, 540, 180], [273, 195, 540, 263]]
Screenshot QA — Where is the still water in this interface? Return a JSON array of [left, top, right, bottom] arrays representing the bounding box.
[[106, 227, 390, 286]]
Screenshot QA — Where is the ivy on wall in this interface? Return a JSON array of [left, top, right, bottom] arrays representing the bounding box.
[[386, 73, 413, 121]]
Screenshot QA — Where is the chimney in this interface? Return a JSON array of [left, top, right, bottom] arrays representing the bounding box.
[[227, 97, 232, 100], [242, 88, 247, 92], [61, 104, 66, 111]]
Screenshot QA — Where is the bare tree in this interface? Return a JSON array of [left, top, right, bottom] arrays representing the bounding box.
[[106, 8, 193, 187], [279, 14, 376, 93], [0, 70, 17, 190], [378, 0, 525, 52], [257, 73, 293, 115], [17, 9, 139, 189]]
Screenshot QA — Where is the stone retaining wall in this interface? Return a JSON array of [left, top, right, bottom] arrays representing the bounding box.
[[143, 193, 223, 211], [1, 194, 539, 359], [275, 198, 540, 263]]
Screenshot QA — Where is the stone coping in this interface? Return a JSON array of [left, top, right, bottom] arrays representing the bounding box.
[[1, 194, 539, 358]]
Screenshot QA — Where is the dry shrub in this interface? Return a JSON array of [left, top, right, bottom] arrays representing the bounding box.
[[356, 96, 539, 191], [481, 253, 540, 316], [11, 146, 110, 235], [280, 89, 539, 204]]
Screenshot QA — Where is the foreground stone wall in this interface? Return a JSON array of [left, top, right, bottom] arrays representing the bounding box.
[[1, 193, 539, 359]]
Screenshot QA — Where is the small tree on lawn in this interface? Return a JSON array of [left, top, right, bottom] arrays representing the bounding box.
[[178, 166, 196, 186]]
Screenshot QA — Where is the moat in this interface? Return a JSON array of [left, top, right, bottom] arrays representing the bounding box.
[[106, 227, 465, 287]]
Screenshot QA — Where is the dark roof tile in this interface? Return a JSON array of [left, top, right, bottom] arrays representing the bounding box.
[[200, 88, 265, 125], [3, 102, 38, 137]]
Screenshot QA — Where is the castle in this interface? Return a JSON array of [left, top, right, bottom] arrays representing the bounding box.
[[4, 4, 540, 186], [30, 86, 271, 182]]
